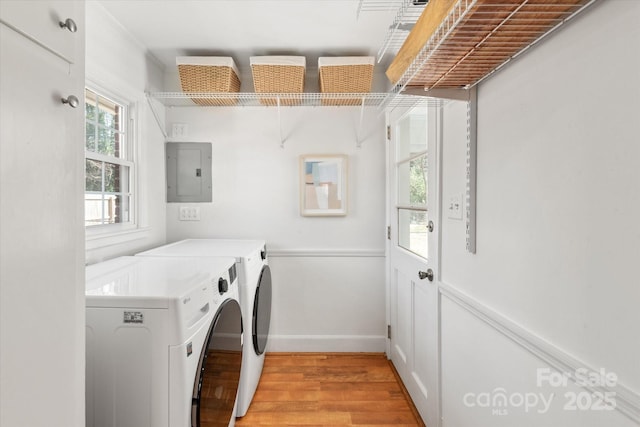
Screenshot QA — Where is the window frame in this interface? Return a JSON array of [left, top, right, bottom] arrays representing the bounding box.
[[394, 106, 429, 260], [84, 84, 138, 237]]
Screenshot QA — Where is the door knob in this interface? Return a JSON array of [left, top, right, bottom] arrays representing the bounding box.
[[61, 95, 79, 108], [59, 18, 77, 33], [418, 269, 434, 282], [427, 220, 434, 232]]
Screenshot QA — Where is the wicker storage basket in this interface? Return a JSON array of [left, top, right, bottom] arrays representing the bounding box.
[[250, 56, 306, 106], [177, 56, 241, 106], [319, 57, 375, 106]]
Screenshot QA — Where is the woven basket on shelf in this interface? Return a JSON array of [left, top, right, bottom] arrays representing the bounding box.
[[319, 57, 375, 106], [177, 57, 241, 106], [250, 56, 306, 106]]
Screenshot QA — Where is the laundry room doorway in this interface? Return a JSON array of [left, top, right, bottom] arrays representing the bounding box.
[[386, 101, 441, 427]]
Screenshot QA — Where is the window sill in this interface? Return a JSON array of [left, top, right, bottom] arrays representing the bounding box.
[[86, 225, 151, 251]]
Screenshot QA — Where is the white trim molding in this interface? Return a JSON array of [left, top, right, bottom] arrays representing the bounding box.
[[85, 226, 151, 251], [268, 248, 385, 258], [440, 282, 640, 424], [265, 334, 386, 353]]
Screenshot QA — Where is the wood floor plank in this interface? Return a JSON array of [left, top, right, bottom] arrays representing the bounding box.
[[318, 400, 413, 412], [320, 381, 404, 393], [255, 381, 322, 392], [304, 367, 396, 382], [251, 390, 321, 402], [245, 401, 319, 412], [350, 411, 421, 424], [258, 372, 306, 381], [235, 353, 425, 427], [237, 411, 351, 425], [351, 424, 423, 427], [317, 390, 402, 402]]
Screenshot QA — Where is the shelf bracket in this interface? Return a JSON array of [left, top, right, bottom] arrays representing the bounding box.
[[356, 96, 366, 148], [402, 87, 472, 102], [466, 86, 477, 254], [277, 96, 285, 148], [146, 94, 168, 139]]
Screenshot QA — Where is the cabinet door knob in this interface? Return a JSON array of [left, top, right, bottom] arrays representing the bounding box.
[[61, 95, 79, 108], [59, 18, 77, 33]]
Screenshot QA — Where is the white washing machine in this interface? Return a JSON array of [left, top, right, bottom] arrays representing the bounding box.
[[137, 239, 272, 417], [85, 256, 243, 427]]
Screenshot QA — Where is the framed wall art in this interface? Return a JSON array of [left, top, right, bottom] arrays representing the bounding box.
[[300, 154, 348, 216]]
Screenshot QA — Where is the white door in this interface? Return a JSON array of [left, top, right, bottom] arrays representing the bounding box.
[[387, 102, 440, 427]]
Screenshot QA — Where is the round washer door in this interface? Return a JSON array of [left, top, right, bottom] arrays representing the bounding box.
[[252, 265, 272, 355], [192, 299, 243, 427]]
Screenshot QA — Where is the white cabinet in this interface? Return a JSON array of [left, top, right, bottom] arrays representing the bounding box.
[[0, 1, 85, 426], [0, 0, 80, 63]]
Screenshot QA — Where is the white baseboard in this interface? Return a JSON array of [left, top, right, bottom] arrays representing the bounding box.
[[265, 334, 386, 353]]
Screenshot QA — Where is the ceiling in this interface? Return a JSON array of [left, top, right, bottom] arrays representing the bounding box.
[[98, 0, 399, 75]]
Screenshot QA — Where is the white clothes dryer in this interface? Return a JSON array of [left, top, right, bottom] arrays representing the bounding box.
[[137, 239, 272, 417], [85, 256, 242, 427]]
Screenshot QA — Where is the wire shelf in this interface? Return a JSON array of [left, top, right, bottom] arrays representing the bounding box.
[[392, 0, 597, 93], [147, 91, 445, 112], [385, 94, 444, 111], [148, 92, 395, 107], [377, 1, 428, 62], [357, 0, 428, 63], [357, 0, 406, 15]]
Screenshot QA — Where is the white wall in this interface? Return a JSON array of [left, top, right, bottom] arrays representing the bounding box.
[[84, 1, 167, 264], [164, 106, 387, 351], [441, 296, 637, 427], [439, 1, 640, 425]]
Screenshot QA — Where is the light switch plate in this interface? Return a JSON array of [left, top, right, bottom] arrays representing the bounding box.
[[448, 194, 463, 220], [179, 206, 200, 221], [171, 123, 188, 139]]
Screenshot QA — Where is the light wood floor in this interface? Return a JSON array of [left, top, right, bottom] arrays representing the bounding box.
[[235, 353, 425, 427]]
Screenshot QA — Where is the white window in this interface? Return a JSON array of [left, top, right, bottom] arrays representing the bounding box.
[[396, 106, 428, 259], [84, 88, 134, 228]]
